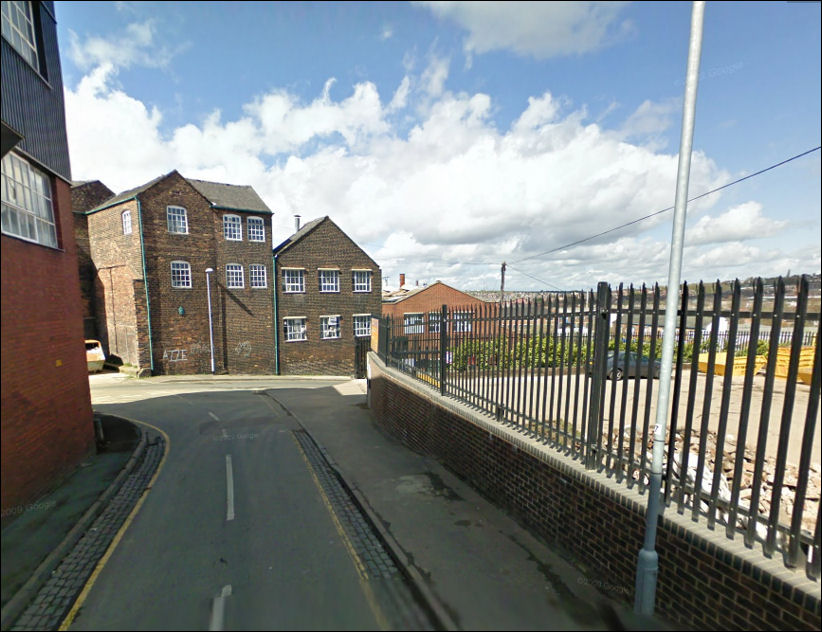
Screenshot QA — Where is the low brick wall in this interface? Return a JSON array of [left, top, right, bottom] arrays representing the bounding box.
[[368, 353, 821, 631]]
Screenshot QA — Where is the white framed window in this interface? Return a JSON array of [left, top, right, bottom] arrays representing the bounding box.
[[122, 210, 132, 235], [321, 315, 341, 340], [353, 270, 372, 293], [403, 313, 424, 335], [247, 216, 265, 242], [171, 261, 191, 288], [249, 264, 267, 288], [2, 1, 39, 70], [283, 268, 305, 293], [1, 152, 57, 248], [353, 314, 371, 338], [226, 263, 244, 288], [319, 269, 340, 293], [454, 311, 472, 333], [223, 214, 242, 240], [284, 317, 307, 342], [167, 206, 188, 234], [428, 312, 441, 334]]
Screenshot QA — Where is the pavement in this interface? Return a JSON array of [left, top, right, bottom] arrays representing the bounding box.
[[1, 376, 671, 631]]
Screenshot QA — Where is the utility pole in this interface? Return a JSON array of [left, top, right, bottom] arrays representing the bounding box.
[[500, 262, 506, 304]]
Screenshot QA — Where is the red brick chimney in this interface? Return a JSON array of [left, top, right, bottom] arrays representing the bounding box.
[[400, 273, 406, 287]]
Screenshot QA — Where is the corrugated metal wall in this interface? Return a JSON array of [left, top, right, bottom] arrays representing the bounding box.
[[1, 1, 71, 180]]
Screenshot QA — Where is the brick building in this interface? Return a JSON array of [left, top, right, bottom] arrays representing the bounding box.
[[71, 180, 115, 339], [273, 216, 381, 375], [1, 1, 95, 516], [82, 170, 275, 375], [382, 280, 493, 337]]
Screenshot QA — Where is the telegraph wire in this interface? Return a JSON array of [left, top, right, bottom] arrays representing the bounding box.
[[513, 145, 821, 264]]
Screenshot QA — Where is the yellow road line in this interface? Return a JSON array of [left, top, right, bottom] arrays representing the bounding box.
[[59, 419, 170, 631], [291, 433, 390, 631]]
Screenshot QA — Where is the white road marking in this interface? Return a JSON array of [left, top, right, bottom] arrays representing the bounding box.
[[209, 411, 220, 421], [209, 584, 232, 631], [225, 455, 235, 521]]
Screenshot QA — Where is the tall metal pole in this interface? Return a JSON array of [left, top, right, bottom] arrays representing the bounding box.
[[205, 268, 216, 374], [635, 1, 704, 616], [500, 262, 506, 304]]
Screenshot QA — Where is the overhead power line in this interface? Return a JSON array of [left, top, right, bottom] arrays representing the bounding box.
[[514, 145, 821, 265]]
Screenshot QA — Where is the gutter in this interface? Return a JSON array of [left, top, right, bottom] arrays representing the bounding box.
[[273, 252, 280, 375], [136, 199, 155, 373]]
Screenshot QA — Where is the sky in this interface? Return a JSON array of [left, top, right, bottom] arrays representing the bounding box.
[[55, 1, 821, 291]]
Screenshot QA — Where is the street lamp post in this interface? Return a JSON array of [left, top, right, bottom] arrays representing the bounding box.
[[205, 268, 216, 374]]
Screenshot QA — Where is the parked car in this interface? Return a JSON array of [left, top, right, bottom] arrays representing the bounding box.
[[588, 351, 661, 380], [85, 339, 106, 373]]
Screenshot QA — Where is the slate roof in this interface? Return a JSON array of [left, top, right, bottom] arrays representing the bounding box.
[[85, 171, 272, 214], [186, 178, 271, 213], [272, 216, 327, 255]]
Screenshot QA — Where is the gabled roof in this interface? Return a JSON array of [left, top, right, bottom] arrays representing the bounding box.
[[272, 216, 379, 269], [381, 280, 481, 305], [272, 216, 328, 255], [85, 171, 272, 215], [186, 178, 271, 214]]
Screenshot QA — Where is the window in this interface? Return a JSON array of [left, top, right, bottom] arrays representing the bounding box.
[[354, 315, 371, 338], [284, 317, 307, 342], [454, 311, 472, 333], [1, 152, 57, 248], [319, 269, 340, 293], [428, 312, 441, 334], [226, 264, 244, 288], [167, 206, 188, 234], [321, 315, 341, 340], [122, 210, 132, 235], [223, 214, 241, 240], [171, 261, 191, 288], [2, 1, 39, 70], [247, 217, 265, 242], [353, 270, 372, 293], [283, 268, 304, 293], [403, 313, 424, 335], [249, 264, 267, 288]]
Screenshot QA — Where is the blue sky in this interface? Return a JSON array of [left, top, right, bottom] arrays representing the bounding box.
[[56, 1, 821, 290]]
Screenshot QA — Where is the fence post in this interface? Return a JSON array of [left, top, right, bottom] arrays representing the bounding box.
[[586, 282, 610, 469], [440, 304, 447, 395]]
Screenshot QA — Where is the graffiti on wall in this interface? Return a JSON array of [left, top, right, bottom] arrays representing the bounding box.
[[162, 349, 188, 362], [234, 341, 251, 357]]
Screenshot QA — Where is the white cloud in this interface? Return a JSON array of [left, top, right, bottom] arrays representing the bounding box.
[[419, 1, 631, 60], [68, 20, 185, 71], [64, 57, 815, 291], [686, 202, 788, 246]]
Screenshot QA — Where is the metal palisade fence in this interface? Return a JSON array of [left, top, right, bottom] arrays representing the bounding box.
[[379, 275, 821, 578]]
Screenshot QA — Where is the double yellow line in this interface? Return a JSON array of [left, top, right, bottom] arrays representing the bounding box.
[[59, 419, 170, 630]]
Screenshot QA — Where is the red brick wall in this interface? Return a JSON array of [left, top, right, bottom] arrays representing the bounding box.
[[1, 177, 95, 516], [382, 282, 493, 334], [276, 219, 381, 375], [368, 356, 821, 631], [87, 199, 143, 367]]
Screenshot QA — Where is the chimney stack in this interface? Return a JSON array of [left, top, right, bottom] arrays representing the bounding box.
[[399, 273, 406, 287], [294, 214, 301, 232]]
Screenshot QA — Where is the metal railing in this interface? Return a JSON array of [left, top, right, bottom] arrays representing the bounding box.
[[379, 275, 821, 578]]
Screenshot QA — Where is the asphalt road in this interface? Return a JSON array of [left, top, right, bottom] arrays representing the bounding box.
[[70, 375, 429, 631]]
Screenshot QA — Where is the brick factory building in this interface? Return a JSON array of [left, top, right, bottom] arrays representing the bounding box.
[[273, 216, 381, 376], [1, 1, 96, 516], [382, 280, 492, 336], [81, 170, 275, 375]]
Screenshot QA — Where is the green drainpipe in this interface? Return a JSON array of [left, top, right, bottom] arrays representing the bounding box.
[[272, 252, 280, 375], [136, 199, 155, 373]]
